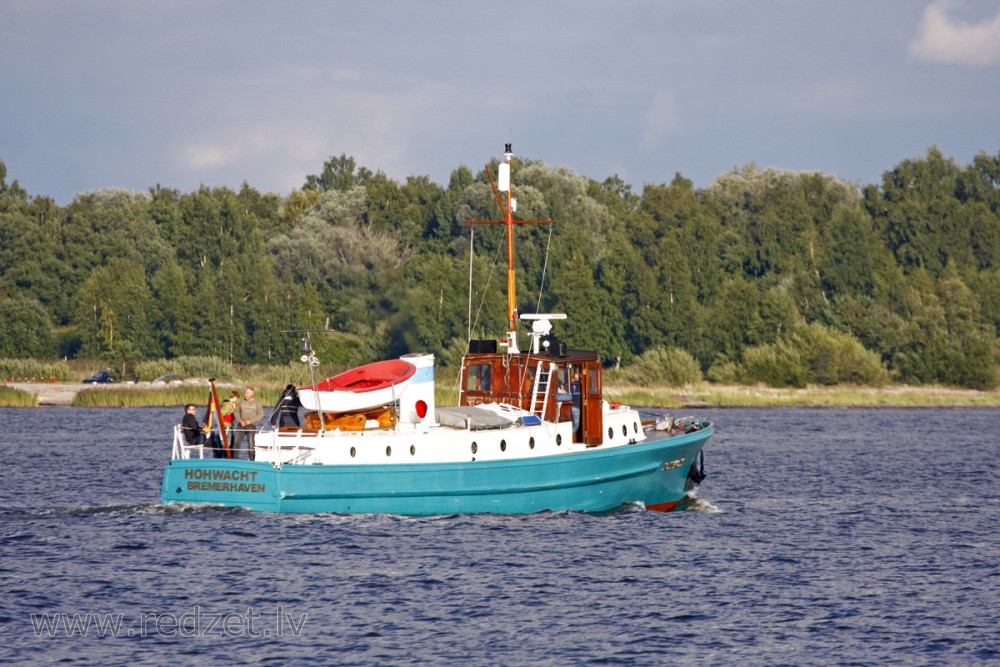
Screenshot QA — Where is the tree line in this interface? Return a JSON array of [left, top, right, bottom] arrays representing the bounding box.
[[1, 147, 999, 388]]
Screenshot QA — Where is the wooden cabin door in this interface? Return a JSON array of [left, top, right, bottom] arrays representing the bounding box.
[[582, 363, 603, 445]]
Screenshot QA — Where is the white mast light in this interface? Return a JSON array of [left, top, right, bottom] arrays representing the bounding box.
[[498, 163, 511, 192]]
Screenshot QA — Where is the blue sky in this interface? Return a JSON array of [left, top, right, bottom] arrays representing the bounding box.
[[2, 0, 999, 204]]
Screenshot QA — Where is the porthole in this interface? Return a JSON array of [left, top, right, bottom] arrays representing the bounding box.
[[410, 445, 416, 456], [633, 422, 639, 434], [608, 427, 614, 440], [386, 446, 392, 457], [350, 447, 356, 458], [623, 425, 628, 437], [500, 439, 507, 452], [471, 442, 478, 454], [556, 434, 562, 446], [529, 437, 535, 449]]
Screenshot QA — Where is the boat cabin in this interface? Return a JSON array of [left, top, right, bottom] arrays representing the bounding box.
[[460, 343, 605, 445]]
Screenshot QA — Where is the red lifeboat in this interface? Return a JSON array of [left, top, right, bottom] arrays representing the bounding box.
[[298, 359, 417, 413]]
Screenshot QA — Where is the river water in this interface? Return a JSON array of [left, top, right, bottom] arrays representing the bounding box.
[[1, 406, 997, 665]]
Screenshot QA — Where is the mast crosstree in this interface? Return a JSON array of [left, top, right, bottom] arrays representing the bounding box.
[[469, 144, 555, 353]]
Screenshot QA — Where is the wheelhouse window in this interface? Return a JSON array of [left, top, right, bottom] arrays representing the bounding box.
[[556, 366, 571, 395], [466, 363, 491, 391]]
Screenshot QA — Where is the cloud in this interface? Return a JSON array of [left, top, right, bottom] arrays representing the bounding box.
[[910, 0, 1000, 66], [640, 91, 682, 151], [171, 69, 465, 195], [183, 144, 238, 170]]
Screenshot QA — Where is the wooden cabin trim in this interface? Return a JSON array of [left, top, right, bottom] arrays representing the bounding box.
[[460, 350, 604, 441]]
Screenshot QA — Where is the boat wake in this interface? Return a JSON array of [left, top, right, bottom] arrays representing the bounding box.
[[0, 502, 249, 519], [678, 492, 722, 513]]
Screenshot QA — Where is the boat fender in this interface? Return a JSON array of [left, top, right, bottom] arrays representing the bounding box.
[[687, 450, 706, 485]]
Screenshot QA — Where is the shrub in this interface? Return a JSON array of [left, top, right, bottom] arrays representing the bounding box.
[[935, 331, 999, 390], [622, 346, 703, 386], [706, 359, 740, 384], [134, 359, 184, 381], [737, 344, 809, 387], [730, 324, 889, 387], [173, 356, 236, 381], [0, 358, 76, 382], [789, 323, 889, 386], [237, 363, 319, 388]]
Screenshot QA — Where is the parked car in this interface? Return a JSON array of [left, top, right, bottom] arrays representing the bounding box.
[[152, 373, 188, 383], [83, 370, 116, 384]]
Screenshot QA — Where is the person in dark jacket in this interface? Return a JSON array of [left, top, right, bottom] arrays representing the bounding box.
[[278, 384, 302, 428], [181, 404, 206, 445], [571, 372, 582, 434]]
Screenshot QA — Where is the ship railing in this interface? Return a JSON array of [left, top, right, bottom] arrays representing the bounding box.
[[253, 428, 316, 467], [172, 425, 214, 460]]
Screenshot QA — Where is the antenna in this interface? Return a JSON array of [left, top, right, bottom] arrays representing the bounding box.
[[283, 329, 330, 431], [521, 313, 567, 354]]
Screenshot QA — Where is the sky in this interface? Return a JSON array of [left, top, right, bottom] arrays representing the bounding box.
[[2, 0, 999, 204]]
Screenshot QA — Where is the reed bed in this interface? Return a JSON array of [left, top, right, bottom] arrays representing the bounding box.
[[9, 355, 1000, 408], [0, 386, 38, 407], [605, 383, 1000, 408], [71, 383, 292, 408], [71, 386, 213, 407]]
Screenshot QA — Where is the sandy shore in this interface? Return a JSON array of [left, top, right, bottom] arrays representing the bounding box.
[[8, 383, 89, 406]]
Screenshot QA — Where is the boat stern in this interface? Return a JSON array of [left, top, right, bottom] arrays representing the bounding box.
[[161, 459, 281, 511]]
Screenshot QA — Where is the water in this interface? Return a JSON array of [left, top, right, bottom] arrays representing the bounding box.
[[1, 406, 998, 665]]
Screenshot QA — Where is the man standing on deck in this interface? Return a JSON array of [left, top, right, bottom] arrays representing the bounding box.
[[232, 387, 264, 460]]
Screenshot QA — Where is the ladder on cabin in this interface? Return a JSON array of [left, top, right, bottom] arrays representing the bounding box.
[[529, 362, 556, 418]]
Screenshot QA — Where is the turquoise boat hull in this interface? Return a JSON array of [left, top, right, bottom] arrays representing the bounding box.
[[161, 426, 711, 515]]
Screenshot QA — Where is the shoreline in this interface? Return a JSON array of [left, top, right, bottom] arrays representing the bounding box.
[[6, 381, 1000, 409], [605, 383, 1000, 409]]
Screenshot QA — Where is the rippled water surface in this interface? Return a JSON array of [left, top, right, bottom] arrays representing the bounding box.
[[2, 406, 998, 665]]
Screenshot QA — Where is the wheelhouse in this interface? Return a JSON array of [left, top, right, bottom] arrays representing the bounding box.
[[460, 344, 605, 446]]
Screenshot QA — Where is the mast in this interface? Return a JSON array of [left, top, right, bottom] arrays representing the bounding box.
[[471, 144, 554, 354], [501, 147, 517, 338]]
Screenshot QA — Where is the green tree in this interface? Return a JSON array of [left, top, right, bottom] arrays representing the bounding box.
[[0, 296, 56, 357], [267, 187, 408, 337], [74, 258, 155, 371], [149, 260, 197, 358], [549, 250, 620, 360], [391, 252, 468, 356], [304, 154, 373, 192], [866, 147, 976, 274], [816, 206, 892, 298]]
